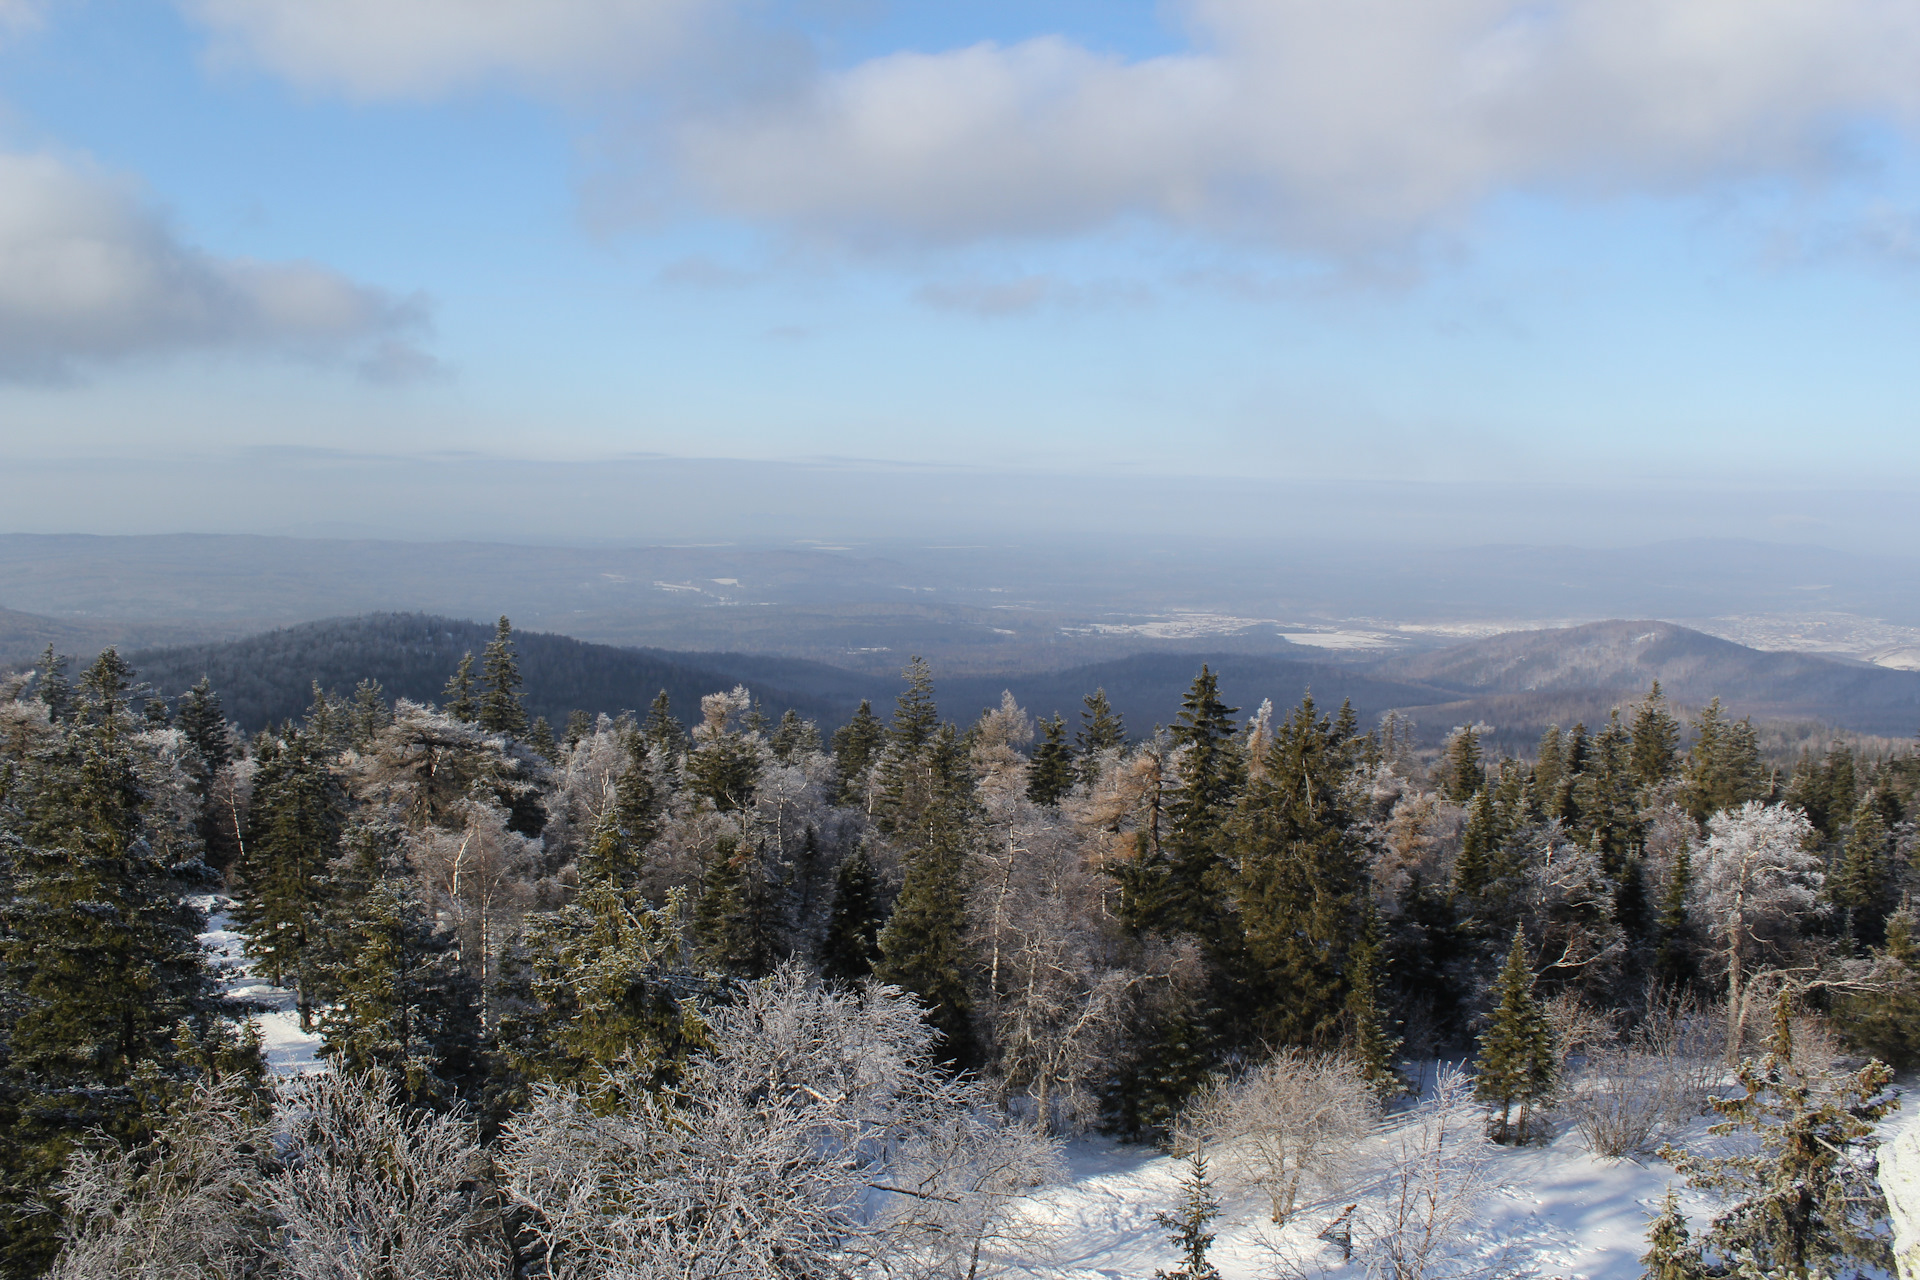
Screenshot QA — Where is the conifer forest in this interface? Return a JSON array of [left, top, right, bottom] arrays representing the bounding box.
[[3, 615, 1917, 1278]]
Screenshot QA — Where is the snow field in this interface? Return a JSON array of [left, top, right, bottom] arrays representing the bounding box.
[[192, 894, 327, 1076]]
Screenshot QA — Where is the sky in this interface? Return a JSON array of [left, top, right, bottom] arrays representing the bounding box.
[[3, 0, 1920, 543]]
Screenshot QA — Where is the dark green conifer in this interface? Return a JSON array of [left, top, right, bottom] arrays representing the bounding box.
[[1577, 711, 1642, 878], [819, 846, 886, 983], [1075, 687, 1126, 784], [1654, 846, 1698, 989], [770, 708, 822, 764], [32, 645, 72, 723], [1153, 1147, 1223, 1280], [694, 836, 778, 978], [830, 699, 886, 806], [526, 716, 559, 763], [1640, 1188, 1705, 1280], [1439, 725, 1485, 802], [477, 616, 528, 736], [1453, 788, 1499, 901], [232, 726, 346, 1029], [563, 708, 593, 750], [1629, 682, 1683, 791], [1027, 713, 1075, 806], [1345, 901, 1404, 1102], [1119, 667, 1239, 939], [320, 878, 482, 1107], [1680, 700, 1766, 820], [1832, 898, 1920, 1068], [1833, 796, 1894, 948], [349, 678, 390, 748], [442, 652, 477, 723], [1230, 694, 1368, 1047], [1475, 926, 1556, 1143]]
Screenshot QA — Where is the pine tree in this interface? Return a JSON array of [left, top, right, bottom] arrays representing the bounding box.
[[1027, 713, 1075, 806], [1640, 1188, 1705, 1280], [442, 652, 477, 723], [231, 726, 345, 1029], [1629, 682, 1683, 792], [0, 650, 254, 1273], [1075, 686, 1126, 785], [478, 616, 529, 736], [1475, 926, 1556, 1144], [1453, 787, 1499, 901], [32, 645, 72, 723], [830, 699, 885, 806], [320, 878, 483, 1108], [818, 846, 886, 983], [1154, 1146, 1223, 1280]]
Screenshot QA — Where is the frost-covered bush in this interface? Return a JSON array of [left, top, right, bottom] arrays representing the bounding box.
[[1187, 1048, 1373, 1225]]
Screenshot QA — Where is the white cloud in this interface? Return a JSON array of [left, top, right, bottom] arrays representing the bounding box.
[[0, 151, 431, 381], [670, 0, 1920, 247], [183, 0, 715, 99]]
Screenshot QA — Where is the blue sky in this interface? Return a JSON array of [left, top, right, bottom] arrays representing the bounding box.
[[3, 0, 1920, 538]]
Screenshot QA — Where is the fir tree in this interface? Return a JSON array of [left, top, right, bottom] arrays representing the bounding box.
[[563, 708, 593, 750], [770, 708, 822, 764], [349, 678, 390, 748], [1640, 1188, 1705, 1280], [1654, 845, 1699, 990], [875, 723, 981, 1065], [1681, 700, 1767, 821], [527, 715, 559, 763], [320, 878, 483, 1108], [1533, 724, 1567, 807], [890, 657, 941, 755], [231, 726, 345, 1029], [478, 616, 528, 736], [1230, 693, 1370, 1048], [1833, 796, 1894, 949], [1660, 995, 1899, 1279], [818, 846, 886, 984], [1075, 686, 1126, 785], [830, 699, 885, 807], [642, 691, 685, 788], [1154, 1146, 1223, 1280], [1439, 725, 1485, 803], [1453, 788, 1499, 901], [32, 645, 72, 723], [1576, 711, 1642, 879], [0, 650, 253, 1273], [1629, 682, 1683, 791], [1027, 713, 1075, 806], [694, 836, 778, 978], [1832, 898, 1920, 1068], [1121, 667, 1239, 939], [1475, 926, 1556, 1144], [174, 676, 235, 865], [1345, 900, 1404, 1102], [442, 652, 477, 723]]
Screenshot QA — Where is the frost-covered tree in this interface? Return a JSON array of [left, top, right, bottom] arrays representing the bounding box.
[[1695, 802, 1823, 1058], [1153, 1146, 1222, 1280], [477, 615, 528, 737], [1189, 1048, 1371, 1225]]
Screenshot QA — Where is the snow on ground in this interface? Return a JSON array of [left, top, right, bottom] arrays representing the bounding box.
[[192, 895, 327, 1076], [1000, 1075, 1788, 1280]]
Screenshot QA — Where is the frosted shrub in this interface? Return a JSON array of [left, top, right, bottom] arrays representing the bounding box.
[[1189, 1048, 1373, 1225], [1354, 1068, 1499, 1280]]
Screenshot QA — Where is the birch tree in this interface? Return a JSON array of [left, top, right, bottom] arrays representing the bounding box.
[[1695, 802, 1823, 1059]]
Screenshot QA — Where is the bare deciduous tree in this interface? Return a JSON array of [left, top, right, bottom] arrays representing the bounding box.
[[1353, 1068, 1499, 1280], [1187, 1048, 1373, 1226]]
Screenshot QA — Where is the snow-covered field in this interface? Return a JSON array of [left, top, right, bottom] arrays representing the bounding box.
[[193, 895, 326, 1076]]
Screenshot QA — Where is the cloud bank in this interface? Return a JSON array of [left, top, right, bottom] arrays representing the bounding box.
[[0, 151, 431, 381], [185, 0, 1920, 250]]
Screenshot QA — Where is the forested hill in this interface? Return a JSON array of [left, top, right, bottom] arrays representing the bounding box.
[[127, 613, 856, 732], [1377, 620, 1920, 739]]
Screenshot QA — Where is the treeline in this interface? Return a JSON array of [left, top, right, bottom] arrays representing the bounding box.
[[2, 620, 1918, 1276]]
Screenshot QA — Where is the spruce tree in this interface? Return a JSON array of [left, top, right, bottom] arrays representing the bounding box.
[[442, 652, 477, 723], [1654, 845, 1698, 989], [818, 846, 886, 983], [875, 723, 981, 1065], [1153, 1146, 1223, 1280], [0, 650, 253, 1273], [526, 715, 559, 763], [1640, 1188, 1705, 1280], [1832, 898, 1920, 1068], [1453, 788, 1499, 901], [643, 689, 685, 766], [1075, 686, 1126, 785], [1345, 900, 1404, 1102], [1533, 724, 1567, 807], [1833, 796, 1893, 949], [231, 726, 345, 1029], [31, 645, 72, 723], [1576, 711, 1642, 879], [478, 616, 529, 736], [1475, 926, 1556, 1143], [694, 836, 778, 978], [1439, 725, 1485, 802], [770, 708, 822, 764], [174, 676, 235, 865], [1230, 693, 1369, 1048], [830, 699, 885, 806], [564, 708, 593, 750], [1026, 713, 1075, 806], [1681, 700, 1767, 820], [1629, 682, 1682, 791], [1121, 667, 1239, 939], [349, 678, 390, 747], [320, 878, 483, 1108]]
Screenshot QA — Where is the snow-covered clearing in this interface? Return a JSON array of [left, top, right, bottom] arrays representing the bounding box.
[[193, 894, 326, 1076]]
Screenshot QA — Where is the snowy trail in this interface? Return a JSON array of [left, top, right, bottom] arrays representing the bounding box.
[[193, 894, 327, 1076]]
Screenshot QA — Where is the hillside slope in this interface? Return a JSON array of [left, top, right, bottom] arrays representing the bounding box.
[[1377, 620, 1920, 738], [127, 614, 856, 732]]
